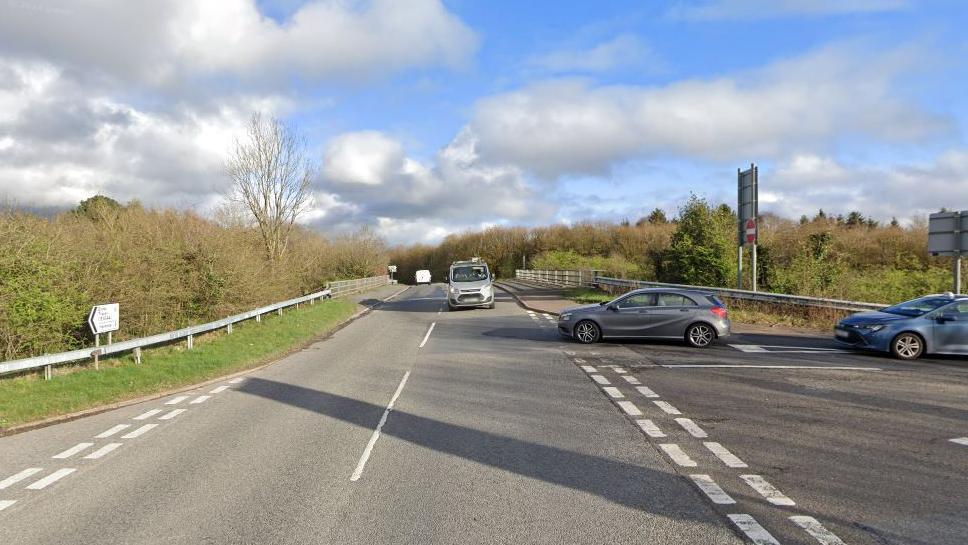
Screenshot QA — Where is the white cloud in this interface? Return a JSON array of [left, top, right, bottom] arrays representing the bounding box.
[[0, 0, 478, 87], [468, 44, 951, 179], [669, 0, 910, 20], [323, 132, 406, 186], [527, 35, 661, 74]]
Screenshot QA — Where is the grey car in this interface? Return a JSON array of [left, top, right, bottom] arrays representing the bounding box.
[[835, 293, 968, 359], [558, 288, 731, 346]]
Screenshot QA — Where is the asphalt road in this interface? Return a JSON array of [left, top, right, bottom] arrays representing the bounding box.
[[1, 284, 966, 544]]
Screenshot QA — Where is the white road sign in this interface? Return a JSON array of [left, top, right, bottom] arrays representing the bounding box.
[[388, 265, 398, 273], [88, 304, 119, 335]]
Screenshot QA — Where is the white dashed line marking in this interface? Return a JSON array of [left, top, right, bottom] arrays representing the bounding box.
[[580, 365, 596, 373], [741, 475, 795, 506], [96, 424, 130, 438], [159, 409, 186, 420], [636, 386, 660, 398], [0, 500, 14, 511], [134, 409, 163, 420], [210, 385, 229, 394], [165, 396, 189, 405], [616, 401, 643, 416], [950, 437, 968, 446], [728, 514, 780, 545], [591, 374, 611, 385], [636, 419, 665, 438], [602, 387, 624, 398], [121, 424, 158, 439], [675, 418, 708, 438], [690, 474, 736, 504], [564, 350, 575, 355], [659, 444, 697, 467], [351, 371, 410, 482], [790, 516, 846, 545], [622, 375, 641, 385], [26, 468, 76, 490], [53, 442, 94, 459], [573, 357, 586, 363], [613, 368, 627, 374], [84, 443, 122, 460], [653, 400, 681, 415], [419, 322, 436, 348], [190, 395, 211, 404], [704, 442, 748, 468], [662, 364, 881, 371], [0, 468, 43, 490]]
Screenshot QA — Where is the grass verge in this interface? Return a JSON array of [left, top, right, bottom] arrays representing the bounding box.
[[565, 287, 613, 304], [0, 297, 357, 431]]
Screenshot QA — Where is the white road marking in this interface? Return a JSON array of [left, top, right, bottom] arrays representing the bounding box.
[[741, 474, 796, 506], [729, 344, 769, 353], [580, 365, 597, 373], [602, 387, 624, 398], [704, 442, 748, 468], [636, 386, 660, 398], [790, 516, 846, 545], [84, 443, 122, 460], [564, 350, 575, 355], [616, 401, 643, 416], [950, 437, 968, 446], [573, 357, 585, 363], [229, 377, 245, 384], [133, 409, 162, 420], [690, 474, 736, 504], [165, 396, 189, 405], [653, 400, 682, 415], [26, 468, 76, 490], [121, 424, 157, 439], [542, 314, 554, 320], [636, 419, 666, 438], [418, 322, 436, 348], [591, 374, 611, 385], [622, 375, 641, 385], [731, 344, 850, 354], [675, 418, 708, 438], [0, 468, 43, 489], [210, 385, 230, 394], [96, 424, 130, 438], [53, 442, 94, 459], [190, 395, 211, 404], [613, 368, 628, 374], [351, 371, 410, 482], [662, 364, 881, 371], [727, 514, 780, 545], [159, 409, 186, 420], [659, 444, 697, 467], [0, 500, 14, 511]]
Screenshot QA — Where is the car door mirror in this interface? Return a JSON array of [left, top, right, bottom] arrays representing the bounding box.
[[606, 303, 619, 311], [938, 313, 959, 323]]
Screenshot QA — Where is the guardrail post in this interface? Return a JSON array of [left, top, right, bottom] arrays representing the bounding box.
[[92, 349, 100, 371], [134, 347, 142, 365], [186, 334, 194, 350], [256, 313, 261, 323], [44, 364, 52, 380], [226, 323, 233, 335], [277, 308, 282, 316]]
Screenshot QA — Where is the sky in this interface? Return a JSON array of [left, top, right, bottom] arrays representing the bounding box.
[[1, 0, 967, 245]]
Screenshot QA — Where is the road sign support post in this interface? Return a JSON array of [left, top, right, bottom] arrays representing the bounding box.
[[737, 246, 743, 290], [107, 331, 112, 345], [956, 255, 962, 294], [752, 243, 758, 292], [95, 333, 100, 348]]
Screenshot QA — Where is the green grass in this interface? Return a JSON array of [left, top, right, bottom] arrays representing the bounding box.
[[565, 287, 613, 304], [0, 298, 357, 431]]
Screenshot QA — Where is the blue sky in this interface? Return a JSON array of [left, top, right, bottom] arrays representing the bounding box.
[[1, 0, 966, 243]]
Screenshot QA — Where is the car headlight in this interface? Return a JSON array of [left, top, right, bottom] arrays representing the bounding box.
[[858, 324, 885, 332], [559, 313, 572, 321], [481, 286, 492, 297]]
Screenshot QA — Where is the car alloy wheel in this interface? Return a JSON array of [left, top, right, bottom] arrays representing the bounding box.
[[686, 323, 714, 348], [892, 333, 923, 360], [574, 321, 600, 344]]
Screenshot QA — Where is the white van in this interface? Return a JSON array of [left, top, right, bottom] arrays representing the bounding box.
[[415, 269, 432, 285]]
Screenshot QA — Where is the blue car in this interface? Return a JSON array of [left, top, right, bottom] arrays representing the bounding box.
[[835, 293, 968, 359]]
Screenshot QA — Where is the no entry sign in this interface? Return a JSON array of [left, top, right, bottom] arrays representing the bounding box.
[[745, 218, 757, 244]]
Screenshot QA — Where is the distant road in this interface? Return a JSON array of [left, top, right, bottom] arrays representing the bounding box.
[[1, 284, 966, 544]]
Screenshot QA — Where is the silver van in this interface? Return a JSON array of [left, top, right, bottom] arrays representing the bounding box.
[[447, 258, 495, 310]]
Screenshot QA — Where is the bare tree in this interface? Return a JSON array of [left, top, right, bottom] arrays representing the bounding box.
[[226, 113, 315, 261]]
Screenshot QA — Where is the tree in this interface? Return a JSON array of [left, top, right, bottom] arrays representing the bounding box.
[[660, 195, 735, 286], [226, 113, 315, 261], [74, 195, 122, 221]]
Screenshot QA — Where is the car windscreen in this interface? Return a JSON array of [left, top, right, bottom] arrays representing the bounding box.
[[451, 265, 488, 282], [882, 296, 952, 317]]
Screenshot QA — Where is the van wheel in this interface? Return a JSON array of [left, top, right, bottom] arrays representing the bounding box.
[[891, 332, 924, 360], [574, 321, 600, 344], [685, 323, 715, 348]]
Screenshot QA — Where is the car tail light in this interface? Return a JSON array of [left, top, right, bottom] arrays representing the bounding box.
[[711, 306, 728, 320]]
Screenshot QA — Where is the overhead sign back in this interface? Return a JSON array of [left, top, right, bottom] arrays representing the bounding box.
[[88, 304, 119, 335], [737, 164, 758, 246], [928, 211, 968, 256]]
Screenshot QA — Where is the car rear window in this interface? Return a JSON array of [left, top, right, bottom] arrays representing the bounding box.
[[705, 295, 725, 307], [656, 293, 697, 306]]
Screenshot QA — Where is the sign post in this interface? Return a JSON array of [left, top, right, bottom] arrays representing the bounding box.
[[737, 164, 759, 291], [388, 265, 397, 281], [929, 211, 968, 293]]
